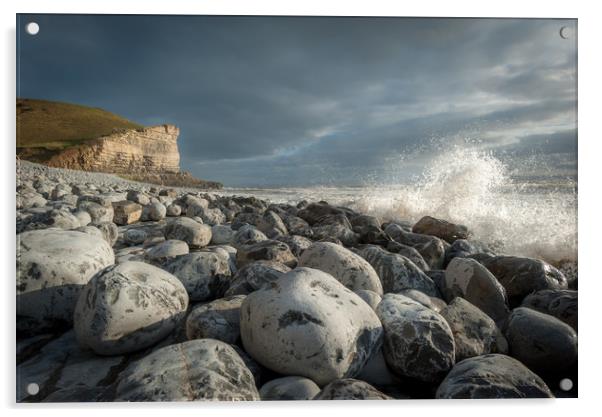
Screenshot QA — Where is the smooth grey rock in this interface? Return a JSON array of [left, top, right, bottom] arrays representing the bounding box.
[[145, 239, 189, 263], [482, 256, 568, 307], [73, 210, 92, 227], [276, 234, 312, 257], [166, 203, 182, 217], [231, 224, 268, 248], [257, 210, 288, 236], [522, 289, 577, 331], [17, 229, 115, 332], [436, 354, 553, 398], [356, 245, 439, 297], [314, 379, 391, 400], [398, 289, 447, 313], [240, 267, 383, 386], [199, 207, 226, 225], [299, 242, 383, 295], [356, 348, 399, 387], [224, 260, 291, 296], [164, 217, 212, 249], [444, 257, 509, 324], [73, 261, 189, 355], [504, 307, 577, 373], [354, 289, 382, 311], [210, 224, 235, 245], [186, 295, 245, 343], [95, 221, 118, 246], [260, 376, 321, 400], [440, 297, 507, 362], [126, 190, 150, 206], [77, 200, 114, 224], [236, 239, 297, 268], [124, 228, 147, 245], [386, 242, 430, 271], [166, 250, 233, 301], [115, 339, 260, 401], [147, 202, 166, 221], [376, 293, 455, 382]]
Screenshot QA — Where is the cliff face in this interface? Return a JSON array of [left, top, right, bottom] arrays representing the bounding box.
[[17, 124, 222, 189], [44, 125, 181, 174]]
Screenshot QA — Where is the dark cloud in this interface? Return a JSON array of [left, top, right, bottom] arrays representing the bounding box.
[[17, 15, 577, 186]]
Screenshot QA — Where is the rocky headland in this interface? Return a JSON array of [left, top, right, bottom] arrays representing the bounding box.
[[16, 161, 577, 402]]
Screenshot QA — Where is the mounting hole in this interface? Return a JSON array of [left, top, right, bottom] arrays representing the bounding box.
[[25, 22, 39, 36], [26, 382, 40, 395], [559, 378, 573, 391]]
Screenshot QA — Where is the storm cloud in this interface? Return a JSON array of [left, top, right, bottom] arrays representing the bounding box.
[[17, 15, 577, 186]]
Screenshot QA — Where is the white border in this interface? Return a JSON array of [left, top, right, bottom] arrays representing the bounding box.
[[2, 1, 600, 416]]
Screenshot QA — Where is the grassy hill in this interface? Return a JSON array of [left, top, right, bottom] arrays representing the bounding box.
[[17, 98, 143, 149]]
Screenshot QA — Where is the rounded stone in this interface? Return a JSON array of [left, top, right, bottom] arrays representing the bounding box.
[[163, 217, 212, 249], [236, 240, 297, 268], [259, 376, 321, 400], [436, 354, 553, 398], [354, 289, 382, 311], [240, 267, 383, 386], [115, 339, 259, 401], [299, 242, 383, 295], [376, 293, 455, 382], [166, 250, 233, 301], [210, 224, 235, 245], [124, 228, 147, 245], [17, 229, 115, 331], [145, 239, 189, 263], [73, 261, 189, 355], [147, 202, 166, 221], [186, 295, 245, 344], [521, 289, 577, 331], [314, 379, 391, 400], [224, 260, 291, 296], [504, 307, 577, 373]]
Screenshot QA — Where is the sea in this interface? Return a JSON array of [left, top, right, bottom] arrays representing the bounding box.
[[213, 149, 577, 269]]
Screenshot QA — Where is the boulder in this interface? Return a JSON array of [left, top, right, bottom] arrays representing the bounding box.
[[482, 256, 568, 307], [73, 261, 189, 355], [115, 339, 259, 401], [210, 224, 235, 245], [398, 289, 447, 313], [356, 245, 439, 297], [260, 376, 321, 401], [17, 229, 114, 333], [124, 228, 147, 245], [147, 202, 166, 221], [77, 200, 114, 224], [354, 289, 382, 311], [299, 242, 383, 295], [412, 216, 469, 243], [231, 224, 268, 248], [224, 260, 291, 296], [166, 203, 182, 217], [440, 297, 507, 362], [386, 242, 430, 271], [276, 234, 312, 257], [314, 379, 391, 400], [112, 201, 142, 225], [436, 354, 553, 398], [186, 295, 245, 344], [444, 257, 509, 324], [504, 307, 578, 373], [166, 250, 233, 301], [145, 239, 189, 264], [95, 221, 118, 246], [240, 267, 383, 386], [376, 293, 455, 382], [236, 240, 297, 268], [522, 289, 577, 331], [163, 217, 212, 249]]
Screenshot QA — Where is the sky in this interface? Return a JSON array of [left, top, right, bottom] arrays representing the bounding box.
[[17, 15, 577, 187]]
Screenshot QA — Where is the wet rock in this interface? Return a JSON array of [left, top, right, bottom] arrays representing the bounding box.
[[482, 256, 568, 307], [444, 257, 509, 324], [440, 297, 507, 362], [166, 250, 233, 301], [17, 229, 115, 333], [386, 241, 430, 271], [73, 261, 189, 355], [163, 217, 212, 249], [115, 339, 260, 401], [240, 267, 383, 386], [314, 379, 391, 400], [224, 260, 291, 296], [376, 293, 455, 382], [443, 239, 494, 268], [112, 201, 142, 225], [522, 289, 577, 331], [504, 307, 577, 374], [299, 242, 383, 295], [356, 245, 440, 297], [186, 295, 245, 344], [236, 240, 297, 268], [260, 376, 321, 400], [297, 202, 347, 225], [436, 354, 553, 398], [412, 216, 469, 243], [145, 239, 189, 264]]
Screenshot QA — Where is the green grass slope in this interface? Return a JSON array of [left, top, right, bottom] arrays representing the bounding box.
[[17, 98, 143, 149]]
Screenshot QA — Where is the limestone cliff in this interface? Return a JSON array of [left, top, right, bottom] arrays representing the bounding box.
[[17, 124, 222, 189]]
